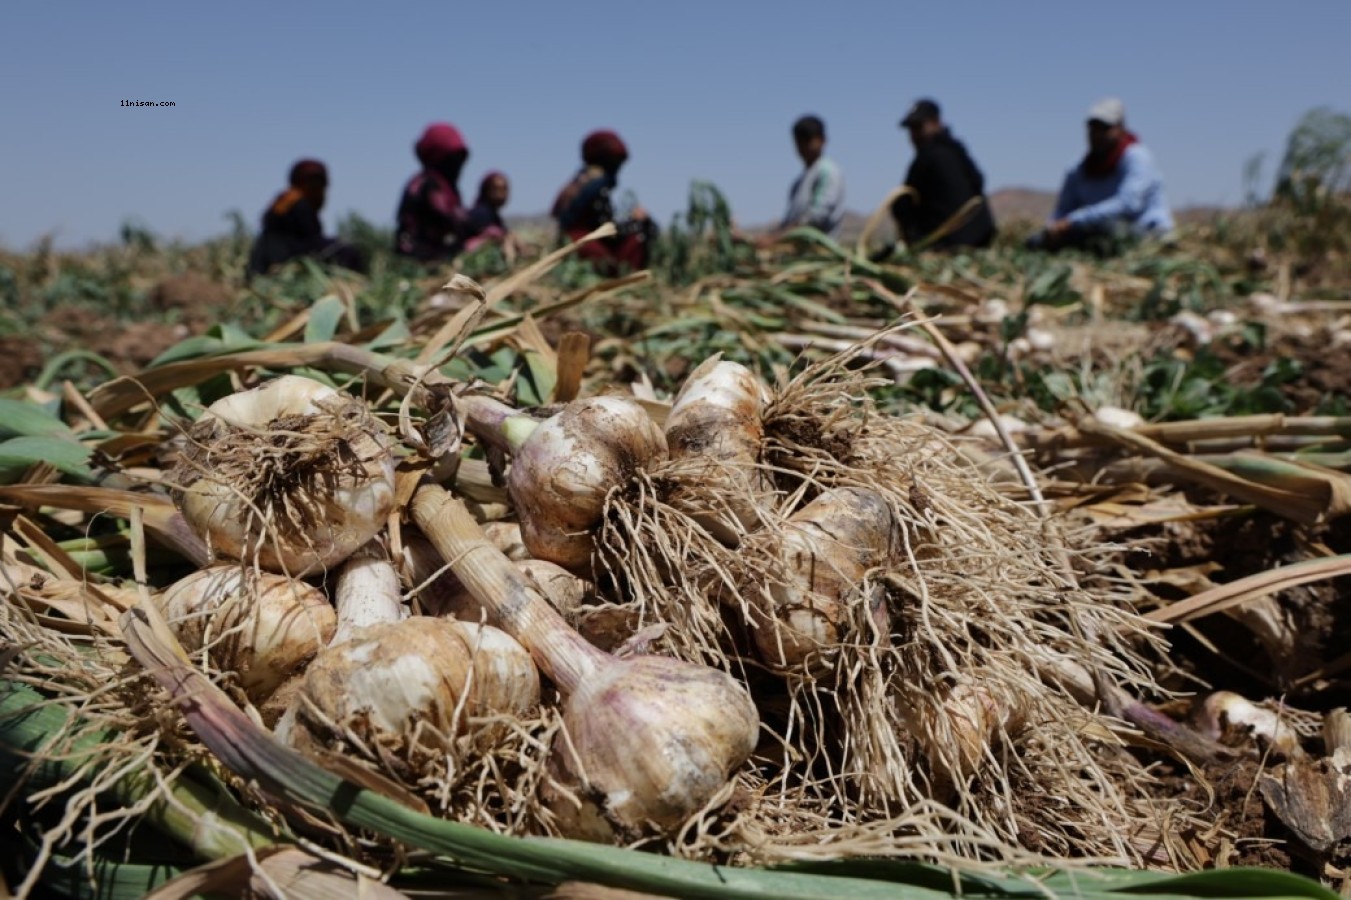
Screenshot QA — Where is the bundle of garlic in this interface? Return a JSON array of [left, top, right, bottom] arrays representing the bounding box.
[[443, 344, 1171, 863], [26, 324, 1178, 870], [411, 484, 760, 842]]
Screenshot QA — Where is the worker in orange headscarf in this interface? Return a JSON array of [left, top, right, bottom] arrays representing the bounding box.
[[247, 159, 364, 275]]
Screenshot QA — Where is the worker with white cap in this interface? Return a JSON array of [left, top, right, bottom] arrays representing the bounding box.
[[1030, 97, 1174, 251]]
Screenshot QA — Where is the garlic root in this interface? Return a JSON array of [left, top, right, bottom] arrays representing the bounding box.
[[174, 375, 396, 576]]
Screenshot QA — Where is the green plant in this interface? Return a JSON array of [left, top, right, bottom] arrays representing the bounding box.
[[1275, 106, 1351, 211]]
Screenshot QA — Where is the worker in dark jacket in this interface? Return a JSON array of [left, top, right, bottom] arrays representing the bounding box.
[[247, 159, 364, 275], [888, 99, 996, 251], [551, 129, 658, 275]]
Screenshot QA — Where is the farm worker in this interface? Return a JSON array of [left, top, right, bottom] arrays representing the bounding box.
[[1028, 97, 1175, 251], [460, 171, 522, 263], [247, 159, 365, 276], [394, 122, 474, 262], [551, 129, 659, 274], [886, 99, 996, 252], [759, 115, 845, 244]]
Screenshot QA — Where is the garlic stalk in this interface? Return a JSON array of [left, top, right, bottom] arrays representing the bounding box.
[[174, 375, 396, 576], [399, 532, 585, 619], [411, 483, 759, 841], [158, 565, 335, 701], [330, 544, 406, 647]]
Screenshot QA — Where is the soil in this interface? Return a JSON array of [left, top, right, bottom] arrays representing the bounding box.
[[1208, 326, 1351, 411], [1160, 756, 1295, 871], [33, 305, 190, 378], [1118, 479, 1351, 880], [1127, 509, 1351, 705], [0, 336, 44, 389]]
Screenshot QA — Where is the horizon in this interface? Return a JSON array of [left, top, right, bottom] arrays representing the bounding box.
[[3, 0, 1349, 251]]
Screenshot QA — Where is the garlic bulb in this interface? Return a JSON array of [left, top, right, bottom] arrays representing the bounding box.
[[664, 357, 773, 544], [507, 396, 667, 572], [276, 617, 539, 762], [544, 656, 759, 841], [908, 680, 1027, 786], [1090, 406, 1144, 430], [1196, 691, 1301, 757], [174, 375, 396, 576], [750, 487, 896, 672], [159, 565, 335, 700]]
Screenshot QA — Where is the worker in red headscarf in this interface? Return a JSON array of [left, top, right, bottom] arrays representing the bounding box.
[[247, 159, 365, 276], [551, 129, 658, 274], [394, 122, 474, 261]]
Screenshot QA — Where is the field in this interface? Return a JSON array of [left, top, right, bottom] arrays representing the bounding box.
[[2, 153, 1351, 898]]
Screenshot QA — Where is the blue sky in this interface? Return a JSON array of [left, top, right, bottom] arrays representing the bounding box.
[[2, 0, 1348, 248]]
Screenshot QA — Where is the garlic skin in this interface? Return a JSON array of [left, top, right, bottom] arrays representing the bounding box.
[[175, 375, 397, 576], [751, 487, 896, 672], [664, 357, 773, 544], [544, 656, 760, 841], [159, 565, 335, 701], [508, 396, 667, 572], [277, 618, 539, 762]]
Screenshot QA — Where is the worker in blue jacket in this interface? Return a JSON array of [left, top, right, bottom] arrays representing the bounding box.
[[1030, 97, 1174, 251]]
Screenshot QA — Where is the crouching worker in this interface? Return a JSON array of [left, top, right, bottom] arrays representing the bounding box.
[[551, 129, 658, 275], [1028, 97, 1174, 253], [888, 98, 996, 253], [247, 159, 365, 276]]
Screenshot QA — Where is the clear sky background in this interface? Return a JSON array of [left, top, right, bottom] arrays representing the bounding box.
[[3, 0, 1348, 249]]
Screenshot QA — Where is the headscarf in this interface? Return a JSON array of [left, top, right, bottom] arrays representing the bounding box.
[[581, 130, 628, 173], [415, 123, 469, 182]]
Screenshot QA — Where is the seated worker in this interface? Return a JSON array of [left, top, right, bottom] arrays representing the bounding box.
[[394, 122, 473, 262], [1029, 97, 1174, 251], [459, 171, 521, 263], [759, 115, 845, 243], [247, 159, 364, 275], [551, 129, 658, 274], [888, 99, 996, 251]]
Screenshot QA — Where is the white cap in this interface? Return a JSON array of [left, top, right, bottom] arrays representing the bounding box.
[[1087, 97, 1125, 126]]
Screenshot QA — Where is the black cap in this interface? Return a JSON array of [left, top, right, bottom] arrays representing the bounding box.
[[900, 99, 941, 128]]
